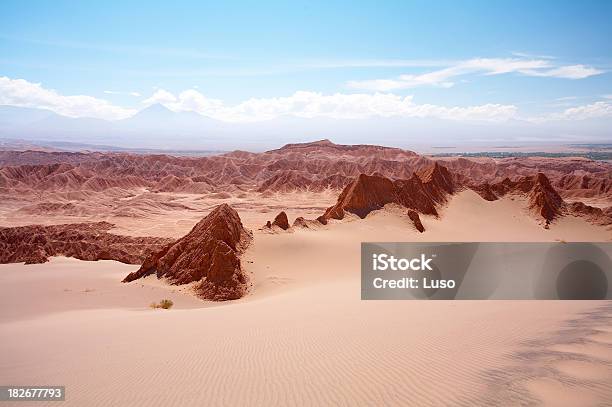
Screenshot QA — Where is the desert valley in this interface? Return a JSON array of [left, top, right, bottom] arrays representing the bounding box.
[[0, 139, 611, 405]]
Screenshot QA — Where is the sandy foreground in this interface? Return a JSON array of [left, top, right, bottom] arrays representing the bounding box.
[[1, 191, 611, 406]]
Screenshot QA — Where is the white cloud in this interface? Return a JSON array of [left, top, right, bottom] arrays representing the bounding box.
[[530, 101, 612, 122], [522, 64, 604, 79], [2, 75, 610, 125], [557, 101, 612, 120], [0, 76, 135, 119], [511, 51, 555, 60], [348, 58, 604, 91], [142, 88, 518, 122], [103, 90, 141, 97], [141, 89, 178, 105]]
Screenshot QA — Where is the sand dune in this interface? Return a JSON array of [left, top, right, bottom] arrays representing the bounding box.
[[2, 189, 611, 405], [1, 260, 610, 406]]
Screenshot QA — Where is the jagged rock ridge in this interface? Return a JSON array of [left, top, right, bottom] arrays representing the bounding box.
[[321, 163, 455, 221], [471, 173, 564, 224], [1, 140, 610, 201]]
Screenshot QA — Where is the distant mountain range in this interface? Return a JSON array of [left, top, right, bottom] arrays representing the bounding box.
[[1, 104, 610, 151], [0, 104, 228, 149]]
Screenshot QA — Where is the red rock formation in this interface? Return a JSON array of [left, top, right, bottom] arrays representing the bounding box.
[[475, 173, 565, 224], [272, 211, 290, 230], [417, 162, 455, 195], [324, 174, 396, 219], [474, 172, 612, 226], [439, 155, 611, 201], [407, 210, 425, 233], [527, 173, 564, 223], [469, 183, 498, 201], [568, 202, 612, 226], [262, 211, 291, 230], [123, 204, 252, 301], [1, 141, 610, 229], [292, 217, 309, 228], [292, 216, 322, 228], [1, 141, 610, 201], [257, 171, 312, 192], [316, 215, 328, 225], [556, 174, 611, 199], [321, 163, 455, 221], [0, 222, 172, 265]]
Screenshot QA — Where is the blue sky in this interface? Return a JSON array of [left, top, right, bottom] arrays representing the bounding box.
[[0, 0, 611, 130]]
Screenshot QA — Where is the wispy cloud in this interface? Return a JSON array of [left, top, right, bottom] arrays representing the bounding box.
[[104, 90, 141, 97], [348, 58, 604, 91], [521, 64, 603, 79], [290, 59, 456, 69], [511, 51, 555, 60]]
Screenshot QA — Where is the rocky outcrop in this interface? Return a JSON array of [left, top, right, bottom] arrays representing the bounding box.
[[0, 222, 172, 265], [474, 173, 565, 224], [323, 174, 396, 219], [292, 216, 322, 229], [471, 172, 612, 227], [469, 183, 498, 201], [417, 162, 456, 195], [320, 163, 455, 221], [123, 204, 252, 301], [407, 210, 425, 233], [292, 217, 309, 228], [316, 215, 328, 225], [568, 202, 612, 226], [263, 211, 290, 230], [272, 211, 290, 230], [527, 173, 564, 223]]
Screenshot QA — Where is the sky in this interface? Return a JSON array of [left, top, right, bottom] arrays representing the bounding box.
[[0, 0, 611, 144]]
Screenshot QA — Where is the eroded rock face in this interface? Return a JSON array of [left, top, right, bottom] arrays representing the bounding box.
[[123, 204, 252, 301], [568, 202, 612, 226], [407, 210, 425, 233], [292, 216, 309, 228], [262, 211, 290, 230], [473, 173, 565, 224], [2, 141, 610, 201], [469, 183, 498, 201], [473, 172, 612, 227], [0, 222, 172, 265], [321, 163, 455, 221], [527, 173, 564, 223], [272, 211, 290, 230], [292, 216, 322, 229]]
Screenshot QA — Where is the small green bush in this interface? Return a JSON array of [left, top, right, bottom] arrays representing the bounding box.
[[159, 299, 174, 309], [150, 299, 174, 309]]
